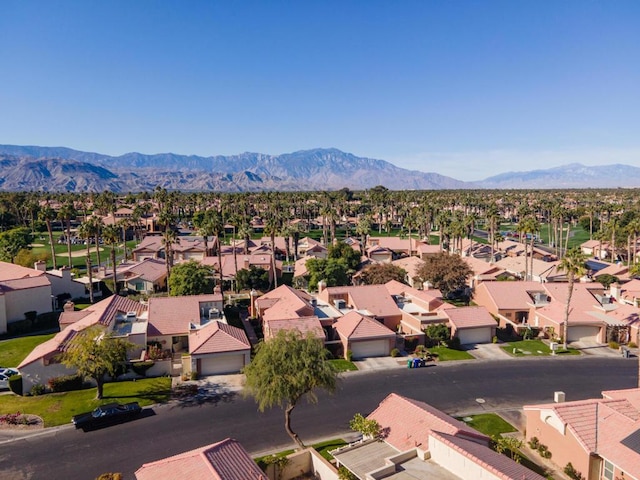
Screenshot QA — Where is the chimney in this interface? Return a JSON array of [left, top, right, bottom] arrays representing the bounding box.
[[63, 301, 75, 312], [250, 289, 259, 318], [610, 282, 621, 301], [318, 279, 327, 294], [34, 261, 47, 272], [554, 391, 565, 403], [244, 257, 250, 270]]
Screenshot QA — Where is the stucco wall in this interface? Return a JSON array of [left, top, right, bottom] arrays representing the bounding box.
[[0, 294, 7, 334], [46, 272, 85, 299], [265, 449, 338, 480], [5, 285, 52, 324], [20, 361, 77, 391], [429, 435, 503, 480], [524, 408, 592, 478]]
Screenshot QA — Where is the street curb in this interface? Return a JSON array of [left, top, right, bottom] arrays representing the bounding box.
[[0, 423, 73, 445]]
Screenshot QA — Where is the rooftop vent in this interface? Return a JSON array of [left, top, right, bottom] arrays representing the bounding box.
[[334, 299, 346, 310], [126, 311, 137, 319]]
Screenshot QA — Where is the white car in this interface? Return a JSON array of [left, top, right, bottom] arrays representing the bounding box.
[[0, 368, 19, 390]]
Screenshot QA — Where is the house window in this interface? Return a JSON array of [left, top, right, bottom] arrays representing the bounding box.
[[135, 282, 144, 291], [603, 460, 614, 480]]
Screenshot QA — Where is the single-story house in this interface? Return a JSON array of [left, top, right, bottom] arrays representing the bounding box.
[[524, 388, 640, 480], [135, 438, 266, 480], [332, 311, 395, 359], [187, 320, 251, 376], [444, 306, 497, 345]]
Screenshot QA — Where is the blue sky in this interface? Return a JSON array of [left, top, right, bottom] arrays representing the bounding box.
[[1, 1, 638, 180]]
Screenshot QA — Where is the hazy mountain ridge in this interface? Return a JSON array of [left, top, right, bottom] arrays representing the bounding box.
[[478, 163, 640, 188], [0, 145, 639, 191], [0, 145, 467, 192]]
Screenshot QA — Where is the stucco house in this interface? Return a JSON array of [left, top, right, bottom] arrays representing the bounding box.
[[332, 311, 396, 359], [444, 306, 497, 345], [524, 388, 640, 480], [333, 393, 545, 480], [0, 261, 53, 335], [135, 438, 266, 480], [120, 258, 167, 294]]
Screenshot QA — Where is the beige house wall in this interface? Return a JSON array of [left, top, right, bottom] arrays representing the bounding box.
[[524, 408, 593, 478], [5, 285, 52, 324], [20, 361, 77, 391], [428, 435, 503, 480], [0, 294, 6, 334], [264, 448, 338, 480]]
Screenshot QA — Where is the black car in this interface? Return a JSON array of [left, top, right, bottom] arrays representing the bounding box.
[[72, 402, 142, 430]]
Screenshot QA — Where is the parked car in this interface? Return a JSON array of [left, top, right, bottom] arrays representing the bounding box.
[[0, 368, 19, 390], [72, 402, 142, 430]]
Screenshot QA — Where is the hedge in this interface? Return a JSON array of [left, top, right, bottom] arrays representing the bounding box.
[[47, 374, 84, 393], [131, 361, 155, 376]]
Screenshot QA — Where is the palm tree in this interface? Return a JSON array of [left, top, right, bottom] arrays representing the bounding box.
[[355, 216, 372, 254], [102, 224, 121, 295], [38, 203, 58, 269], [558, 248, 588, 350], [78, 220, 96, 304], [58, 201, 76, 268]]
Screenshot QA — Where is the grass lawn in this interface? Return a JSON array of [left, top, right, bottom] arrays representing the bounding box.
[[429, 346, 475, 361], [502, 339, 580, 357], [330, 359, 358, 372], [255, 438, 348, 467], [0, 333, 56, 367], [460, 413, 516, 437], [0, 377, 171, 427]]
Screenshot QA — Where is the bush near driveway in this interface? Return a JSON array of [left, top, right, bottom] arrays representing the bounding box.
[[0, 333, 56, 367], [0, 377, 171, 427]]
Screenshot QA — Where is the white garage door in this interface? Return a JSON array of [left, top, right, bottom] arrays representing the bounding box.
[[457, 327, 491, 345], [567, 326, 600, 343], [350, 340, 389, 359], [198, 354, 245, 375]]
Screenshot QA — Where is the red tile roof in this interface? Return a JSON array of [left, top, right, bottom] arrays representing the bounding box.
[[321, 285, 400, 318], [0, 261, 50, 291], [445, 306, 497, 329], [264, 316, 325, 340], [189, 321, 250, 355], [148, 294, 223, 336], [135, 438, 266, 480], [256, 285, 314, 321], [333, 311, 395, 340], [368, 393, 489, 452]]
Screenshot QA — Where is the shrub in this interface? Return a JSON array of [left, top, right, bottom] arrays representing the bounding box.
[[9, 374, 23, 396], [30, 384, 46, 396], [492, 335, 498, 344], [404, 336, 419, 352], [47, 374, 84, 393], [24, 311, 38, 322], [338, 466, 358, 480], [446, 336, 461, 350], [7, 318, 33, 335], [537, 444, 552, 459], [564, 463, 585, 480], [390, 348, 400, 358], [0, 412, 29, 425], [131, 360, 155, 376], [190, 371, 199, 381], [96, 474, 123, 480], [527, 436, 540, 450], [629, 342, 638, 348], [609, 341, 620, 350], [346, 350, 353, 361]]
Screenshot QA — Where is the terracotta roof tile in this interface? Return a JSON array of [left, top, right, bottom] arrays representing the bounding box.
[[189, 321, 250, 355], [368, 393, 488, 452], [135, 438, 266, 480], [445, 306, 497, 329], [148, 295, 222, 336], [333, 311, 395, 340]]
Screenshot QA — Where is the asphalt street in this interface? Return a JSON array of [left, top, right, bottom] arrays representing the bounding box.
[[0, 356, 636, 480]]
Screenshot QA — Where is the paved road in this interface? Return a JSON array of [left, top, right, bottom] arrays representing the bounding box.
[[0, 357, 636, 480]]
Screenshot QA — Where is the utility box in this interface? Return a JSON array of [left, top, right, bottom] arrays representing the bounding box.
[[554, 391, 566, 403]]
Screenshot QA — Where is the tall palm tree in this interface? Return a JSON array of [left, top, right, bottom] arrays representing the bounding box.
[[38, 203, 58, 269], [102, 224, 120, 295], [78, 220, 96, 304], [558, 248, 588, 350], [58, 201, 76, 268]]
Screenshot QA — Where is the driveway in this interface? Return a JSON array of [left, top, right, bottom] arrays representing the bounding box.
[[462, 343, 511, 361], [352, 356, 406, 371], [571, 340, 636, 358]]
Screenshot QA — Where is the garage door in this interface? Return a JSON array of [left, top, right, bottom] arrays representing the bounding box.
[[198, 354, 245, 375], [457, 327, 491, 345], [350, 340, 389, 359], [567, 326, 600, 343]]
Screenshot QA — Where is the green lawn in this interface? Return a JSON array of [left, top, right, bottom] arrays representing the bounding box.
[[502, 339, 580, 357], [429, 346, 475, 361], [255, 438, 347, 467], [0, 333, 56, 367], [330, 359, 358, 372], [460, 413, 517, 437], [0, 377, 171, 427]]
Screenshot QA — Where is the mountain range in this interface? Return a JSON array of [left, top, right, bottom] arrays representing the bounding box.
[[0, 144, 639, 192]]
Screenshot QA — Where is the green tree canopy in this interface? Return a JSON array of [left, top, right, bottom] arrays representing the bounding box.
[[417, 252, 473, 297], [0, 227, 32, 263], [243, 330, 338, 448], [169, 260, 214, 296], [235, 266, 270, 291], [359, 263, 407, 285], [306, 257, 349, 291], [328, 241, 361, 271], [60, 326, 134, 399]]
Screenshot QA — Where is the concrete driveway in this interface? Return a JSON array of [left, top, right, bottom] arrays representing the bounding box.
[[352, 356, 406, 371], [462, 343, 511, 361]]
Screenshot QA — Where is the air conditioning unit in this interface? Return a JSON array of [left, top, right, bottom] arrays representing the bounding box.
[[334, 299, 346, 309], [126, 311, 137, 320], [209, 308, 221, 319]]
